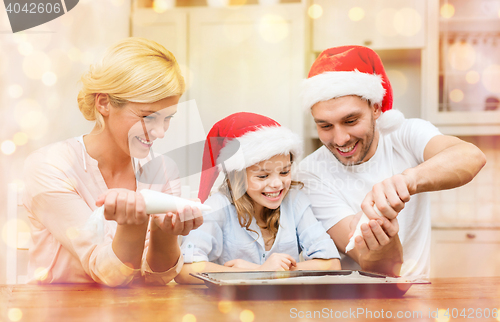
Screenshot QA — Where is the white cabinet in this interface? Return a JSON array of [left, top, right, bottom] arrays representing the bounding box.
[[132, 5, 305, 191], [312, 0, 426, 52], [422, 0, 500, 135], [431, 228, 500, 278]]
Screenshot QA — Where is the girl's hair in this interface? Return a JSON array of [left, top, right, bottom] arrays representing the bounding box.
[[77, 37, 185, 132], [219, 154, 304, 247]]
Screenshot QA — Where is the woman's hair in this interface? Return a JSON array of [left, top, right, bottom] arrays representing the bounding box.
[[77, 37, 185, 132], [219, 154, 303, 247]]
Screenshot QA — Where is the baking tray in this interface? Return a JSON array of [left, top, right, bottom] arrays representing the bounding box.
[[190, 270, 430, 300]]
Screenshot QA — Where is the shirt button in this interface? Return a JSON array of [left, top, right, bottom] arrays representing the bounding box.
[[262, 254, 265, 258], [188, 244, 192, 248]]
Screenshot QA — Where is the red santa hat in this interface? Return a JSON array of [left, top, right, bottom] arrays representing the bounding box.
[[302, 45, 404, 133], [198, 112, 302, 202]]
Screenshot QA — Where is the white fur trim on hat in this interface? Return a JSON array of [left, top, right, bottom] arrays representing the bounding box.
[[301, 70, 385, 110], [376, 109, 405, 135], [217, 126, 303, 173]]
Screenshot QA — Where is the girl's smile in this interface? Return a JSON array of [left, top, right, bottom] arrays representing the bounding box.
[[245, 154, 292, 217]]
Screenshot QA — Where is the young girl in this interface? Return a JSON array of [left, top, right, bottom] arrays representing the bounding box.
[[23, 38, 202, 287], [175, 112, 340, 284]]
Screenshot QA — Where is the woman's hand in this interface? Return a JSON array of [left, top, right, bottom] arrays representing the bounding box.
[[96, 188, 148, 226], [151, 204, 203, 236], [224, 259, 260, 270], [259, 253, 297, 271]]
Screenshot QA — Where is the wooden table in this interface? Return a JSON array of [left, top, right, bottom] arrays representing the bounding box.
[[1, 278, 500, 322]]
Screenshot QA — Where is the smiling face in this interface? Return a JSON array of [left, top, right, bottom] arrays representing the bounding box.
[[245, 154, 292, 217], [106, 96, 180, 159], [312, 95, 381, 166]]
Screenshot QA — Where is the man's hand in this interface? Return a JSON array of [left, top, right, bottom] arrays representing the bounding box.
[[360, 173, 413, 221], [348, 212, 403, 276]]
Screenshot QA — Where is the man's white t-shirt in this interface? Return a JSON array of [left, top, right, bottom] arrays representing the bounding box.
[[297, 118, 442, 277]]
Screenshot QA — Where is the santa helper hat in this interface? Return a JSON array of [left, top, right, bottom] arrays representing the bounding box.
[[302, 45, 404, 133], [198, 112, 302, 203]]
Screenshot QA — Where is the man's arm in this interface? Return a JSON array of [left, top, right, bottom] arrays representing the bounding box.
[[328, 214, 403, 276], [362, 135, 486, 220]]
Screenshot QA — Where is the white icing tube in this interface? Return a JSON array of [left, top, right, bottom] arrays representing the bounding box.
[[345, 205, 383, 253], [140, 189, 212, 213]]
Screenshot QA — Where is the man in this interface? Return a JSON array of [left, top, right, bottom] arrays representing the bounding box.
[[297, 46, 486, 277]]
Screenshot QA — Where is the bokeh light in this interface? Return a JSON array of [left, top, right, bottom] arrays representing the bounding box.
[[435, 309, 450, 322], [2, 219, 30, 248], [308, 4, 323, 19], [376, 8, 398, 37], [42, 72, 58, 86], [190, 261, 207, 272], [15, 99, 49, 140], [66, 227, 80, 240], [13, 132, 29, 146], [348, 7, 365, 21], [218, 301, 232, 314], [8, 84, 23, 99], [440, 3, 455, 19], [8, 308, 23, 322], [259, 14, 289, 43], [22, 51, 51, 79], [231, 0, 248, 7], [1, 140, 16, 155], [394, 8, 421, 37], [466, 70, 480, 84], [34, 267, 49, 281], [207, 0, 229, 7], [259, 0, 279, 5], [153, 0, 172, 13], [240, 309, 255, 322], [18, 42, 34, 56], [68, 47, 82, 62], [449, 89, 464, 103], [386, 70, 408, 98], [482, 65, 500, 94], [182, 314, 196, 322], [448, 42, 476, 71], [23, 28, 53, 51], [49, 49, 73, 79]]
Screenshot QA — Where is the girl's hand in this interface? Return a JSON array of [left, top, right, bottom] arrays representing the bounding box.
[[96, 188, 148, 226], [259, 253, 297, 271], [151, 204, 203, 236], [224, 259, 260, 270]]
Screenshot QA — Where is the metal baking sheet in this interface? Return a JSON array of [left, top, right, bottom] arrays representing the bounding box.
[[191, 270, 430, 299]]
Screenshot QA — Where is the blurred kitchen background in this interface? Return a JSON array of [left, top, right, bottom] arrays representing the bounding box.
[[0, 0, 499, 283]]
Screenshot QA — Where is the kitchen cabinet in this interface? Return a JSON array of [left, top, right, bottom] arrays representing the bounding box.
[[132, 4, 306, 191], [422, 0, 500, 135], [431, 228, 500, 278], [311, 0, 426, 52]]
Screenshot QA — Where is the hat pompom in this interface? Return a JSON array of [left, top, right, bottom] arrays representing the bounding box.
[[376, 109, 405, 135]]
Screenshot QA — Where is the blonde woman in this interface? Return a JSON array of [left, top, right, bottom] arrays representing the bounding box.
[[23, 38, 202, 287], [175, 112, 340, 284]]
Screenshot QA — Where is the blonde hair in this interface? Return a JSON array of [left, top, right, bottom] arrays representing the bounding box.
[[219, 154, 303, 246], [77, 37, 185, 131]]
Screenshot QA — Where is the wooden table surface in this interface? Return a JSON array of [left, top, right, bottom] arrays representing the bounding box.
[[1, 277, 500, 322]]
